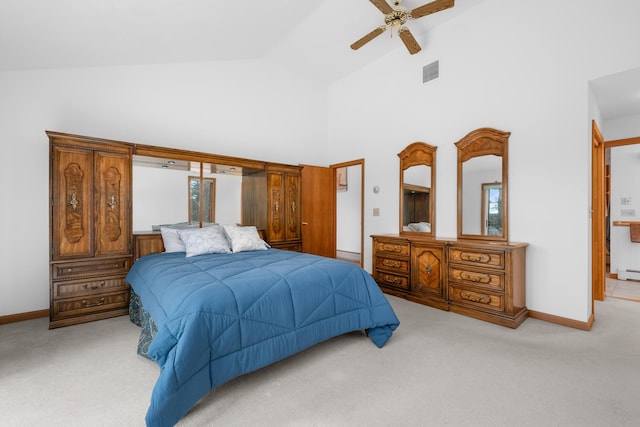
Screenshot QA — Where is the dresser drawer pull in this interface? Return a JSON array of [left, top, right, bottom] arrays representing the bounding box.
[[382, 244, 403, 253], [82, 282, 106, 290], [461, 272, 490, 283], [382, 275, 402, 284], [382, 259, 402, 269], [82, 298, 106, 308], [460, 252, 490, 263], [463, 292, 491, 304]]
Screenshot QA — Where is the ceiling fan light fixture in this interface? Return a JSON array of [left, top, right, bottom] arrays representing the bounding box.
[[351, 0, 455, 55]]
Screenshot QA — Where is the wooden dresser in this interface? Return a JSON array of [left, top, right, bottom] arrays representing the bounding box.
[[48, 131, 133, 328], [372, 235, 527, 328]]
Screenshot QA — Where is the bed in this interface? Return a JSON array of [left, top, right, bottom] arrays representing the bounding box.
[[126, 229, 400, 427]]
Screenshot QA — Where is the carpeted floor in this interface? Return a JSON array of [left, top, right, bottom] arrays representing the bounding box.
[[1, 295, 639, 427]]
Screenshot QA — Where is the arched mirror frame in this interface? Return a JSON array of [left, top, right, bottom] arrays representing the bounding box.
[[455, 128, 509, 242], [398, 142, 437, 237]]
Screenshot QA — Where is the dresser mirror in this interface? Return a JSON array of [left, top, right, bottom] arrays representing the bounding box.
[[132, 155, 251, 231], [398, 142, 437, 237], [455, 128, 510, 241]]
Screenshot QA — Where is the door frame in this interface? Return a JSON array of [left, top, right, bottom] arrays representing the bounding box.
[[592, 120, 640, 309], [331, 159, 365, 267]]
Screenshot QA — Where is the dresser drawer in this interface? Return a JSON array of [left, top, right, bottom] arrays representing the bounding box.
[[53, 276, 129, 298], [449, 247, 504, 269], [52, 256, 132, 280], [51, 291, 130, 319], [374, 271, 410, 290], [374, 240, 410, 257], [449, 285, 504, 312], [449, 267, 504, 290], [375, 256, 410, 274]]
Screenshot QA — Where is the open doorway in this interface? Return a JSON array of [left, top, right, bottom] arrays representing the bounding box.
[[604, 140, 640, 302], [593, 125, 640, 304], [333, 160, 364, 267]]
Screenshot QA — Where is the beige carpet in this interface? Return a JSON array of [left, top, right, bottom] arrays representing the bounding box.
[[1, 295, 639, 427]]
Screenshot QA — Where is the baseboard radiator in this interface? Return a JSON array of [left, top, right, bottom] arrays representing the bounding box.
[[618, 268, 640, 281]]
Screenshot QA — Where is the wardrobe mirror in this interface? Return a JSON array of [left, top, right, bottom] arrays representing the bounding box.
[[398, 142, 437, 237], [455, 128, 510, 241], [132, 155, 246, 231]]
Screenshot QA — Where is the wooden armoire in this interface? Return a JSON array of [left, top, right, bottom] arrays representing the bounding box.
[[241, 164, 302, 251], [48, 131, 133, 329]]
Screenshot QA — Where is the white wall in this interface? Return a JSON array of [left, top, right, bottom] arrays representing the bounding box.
[[327, 0, 640, 322], [0, 59, 327, 317]]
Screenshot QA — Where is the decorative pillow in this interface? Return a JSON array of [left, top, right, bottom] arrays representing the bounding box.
[[160, 227, 187, 253], [222, 225, 269, 252], [177, 225, 232, 257]]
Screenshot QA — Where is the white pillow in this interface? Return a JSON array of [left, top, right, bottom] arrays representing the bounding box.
[[222, 225, 269, 252], [177, 225, 232, 257], [160, 227, 186, 253]]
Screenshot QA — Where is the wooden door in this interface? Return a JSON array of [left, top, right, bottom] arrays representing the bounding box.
[[301, 165, 335, 257], [591, 120, 606, 303], [51, 145, 94, 259], [95, 151, 131, 257]]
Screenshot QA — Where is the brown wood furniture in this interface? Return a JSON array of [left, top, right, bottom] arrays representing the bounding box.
[[372, 235, 528, 328], [242, 164, 302, 251], [48, 131, 134, 328], [373, 130, 528, 328], [49, 131, 303, 328]]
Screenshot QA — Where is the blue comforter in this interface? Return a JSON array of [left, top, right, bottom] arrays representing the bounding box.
[[126, 249, 399, 427]]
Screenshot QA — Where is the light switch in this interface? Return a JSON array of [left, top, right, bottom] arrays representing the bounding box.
[[373, 208, 380, 216]]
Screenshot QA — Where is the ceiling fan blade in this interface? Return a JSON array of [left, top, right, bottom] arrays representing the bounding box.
[[369, 0, 394, 14], [411, 0, 455, 19], [398, 28, 422, 55], [351, 26, 387, 50]]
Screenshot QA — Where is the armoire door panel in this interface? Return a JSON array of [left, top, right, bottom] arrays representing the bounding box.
[[52, 146, 94, 259], [267, 172, 285, 242], [95, 151, 130, 256], [285, 173, 300, 241]]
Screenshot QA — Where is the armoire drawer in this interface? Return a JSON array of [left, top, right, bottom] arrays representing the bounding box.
[[449, 247, 504, 270], [449, 285, 504, 313], [270, 242, 302, 252], [448, 267, 504, 290], [53, 276, 129, 298], [51, 256, 132, 280], [375, 256, 410, 274], [51, 291, 130, 319], [373, 271, 410, 290]]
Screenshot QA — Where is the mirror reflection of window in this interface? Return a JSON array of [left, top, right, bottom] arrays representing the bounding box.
[[482, 183, 502, 236], [189, 177, 216, 225], [461, 155, 501, 236]]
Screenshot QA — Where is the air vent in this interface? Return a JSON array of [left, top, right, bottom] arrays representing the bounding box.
[[423, 60, 439, 83]]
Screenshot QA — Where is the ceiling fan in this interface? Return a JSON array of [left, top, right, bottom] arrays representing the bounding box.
[[351, 0, 455, 55]]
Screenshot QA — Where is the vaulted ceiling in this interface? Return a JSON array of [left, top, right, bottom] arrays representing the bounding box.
[[0, 0, 478, 82], [1, 0, 638, 119]]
